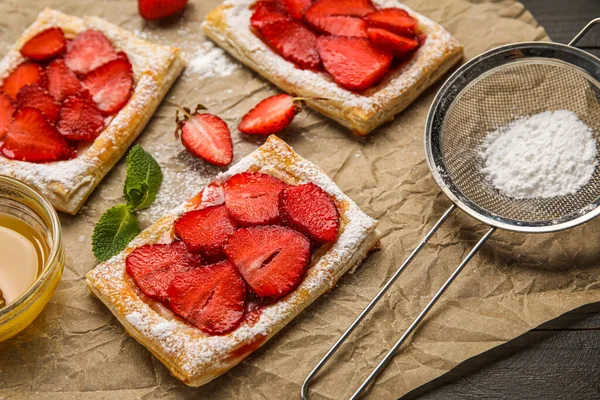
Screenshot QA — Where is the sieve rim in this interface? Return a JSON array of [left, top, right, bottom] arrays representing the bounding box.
[[424, 41, 600, 233]]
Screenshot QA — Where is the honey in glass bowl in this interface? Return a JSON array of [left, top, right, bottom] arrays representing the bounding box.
[[0, 176, 64, 342]]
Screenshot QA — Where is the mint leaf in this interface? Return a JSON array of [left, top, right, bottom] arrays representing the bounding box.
[[92, 204, 141, 262], [124, 145, 162, 211]]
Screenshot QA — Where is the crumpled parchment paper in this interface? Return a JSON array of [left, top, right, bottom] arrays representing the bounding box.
[[3, 1, 593, 399]]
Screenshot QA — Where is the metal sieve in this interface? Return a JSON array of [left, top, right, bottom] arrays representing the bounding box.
[[302, 18, 600, 399]]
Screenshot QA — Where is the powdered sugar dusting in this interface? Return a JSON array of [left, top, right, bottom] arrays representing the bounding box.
[[186, 41, 239, 79], [87, 136, 379, 378], [481, 110, 597, 199]]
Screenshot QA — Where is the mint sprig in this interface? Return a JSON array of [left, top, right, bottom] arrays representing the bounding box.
[[92, 145, 162, 262]]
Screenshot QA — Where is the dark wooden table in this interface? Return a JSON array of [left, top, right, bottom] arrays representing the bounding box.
[[402, 1, 600, 399]]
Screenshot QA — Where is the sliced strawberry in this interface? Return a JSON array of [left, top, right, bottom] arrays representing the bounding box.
[[168, 260, 246, 335], [309, 16, 368, 37], [138, 0, 188, 21], [20, 27, 67, 61], [1, 107, 72, 162], [304, 0, 375, 28], [176, 108, 233, 167], [238, 94, 302, 135], [174, 205, 237, 256], [82, 58, 133, 115], [280, 0, 312, 19], [0, 94, 15, 140], [2, 63, 46, 101], [224, 226, 310, 298], [46, 59, 81, 102], [364, 8, 419, 37], [316, 36, 393, 92], [65, 30, 118, 75], [251, 1, 288, 30], [223, 172, 287, 226], [57, 91, 105, 141], [259, 19, 321, 70], [367, 27, 419, 55], [126, 241, 201, 302], [280, 183, 339, 243], [16, 85, 60, 123]]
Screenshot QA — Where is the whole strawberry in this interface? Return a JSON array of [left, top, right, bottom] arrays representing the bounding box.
[[138, 0, 188, 21]]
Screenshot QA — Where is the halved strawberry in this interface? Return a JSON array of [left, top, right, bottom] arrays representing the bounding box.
[[251, 1, 288, 30], [1, 63, 47, 101], [223, 172, 287, 226], [364, 8, 418, 37], [16, 85, 61, 123], [138, 0, 188, 21], [224, 226, 310, 298], [174, 205, 237, 256], [316, 36, 393, 92], [280, 183, 339, 243], [238, 94, 303, 135], [304, 0, 375, 28], [189, 179, 226, 209], [65, 30, 118, 75], [125, 241, 201, 302], [168, 260, 246, 335], [175, 106, 233, 167], [280, 0, 312, 19], [0, 94, 15, 140], [367, 27, 419, 55], [1, 107, 72, 162], [309, 16, 368, 37], [46, 59, 81, 102], [57, 90, 105, 141], [258, 19, 321, 70], [82, 58, 133, 115], [20, 27, 67, 61]]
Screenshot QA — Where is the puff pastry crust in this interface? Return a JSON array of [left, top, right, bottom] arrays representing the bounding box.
[[0, 8, 186, 214], [86, 136, 381, 387], [202, 0, 463, 136]]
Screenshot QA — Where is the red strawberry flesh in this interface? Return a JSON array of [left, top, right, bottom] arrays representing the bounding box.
[[82, 57, 134, 115], [280, 182, 340, 243], [46, 58, 81, 102], [258, 19, 321, 70], [223, 172, 287, 226], [125, 241, 201, 302], [309, 16, 368, 37], [0, 94, 15, 140], [251, 1, 288, 30], [367, 27, 419, 55], [20, 27, 67, 61], [316, 36, 393, 92], [138, 0, 189, 21], [280, 0, 312, 19], [65, 30, 118, 75], [2, 63, 46, 101], [167, 260, 246, 335], [224, 226, 310, 299], [57, 90, 105, 141], [16, 84, 61, 123], [305, 0, 375, 28], [179, 113, 233, 167], [174, 205, 236, 256], [1, 107, 72, 162], [364, 8, 418, 37], [238, 94, 298, 135]]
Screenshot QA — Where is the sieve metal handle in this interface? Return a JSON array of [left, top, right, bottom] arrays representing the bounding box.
[[301, 204, 496, 399], [568, 18, 600, 47]]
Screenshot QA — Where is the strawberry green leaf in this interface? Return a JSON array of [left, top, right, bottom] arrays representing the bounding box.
[[124, 145, 162, 211], [92, 204, 140, 262]]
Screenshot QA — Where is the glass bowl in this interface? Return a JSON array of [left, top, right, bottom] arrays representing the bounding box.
[[0, 175, 65, 342]]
